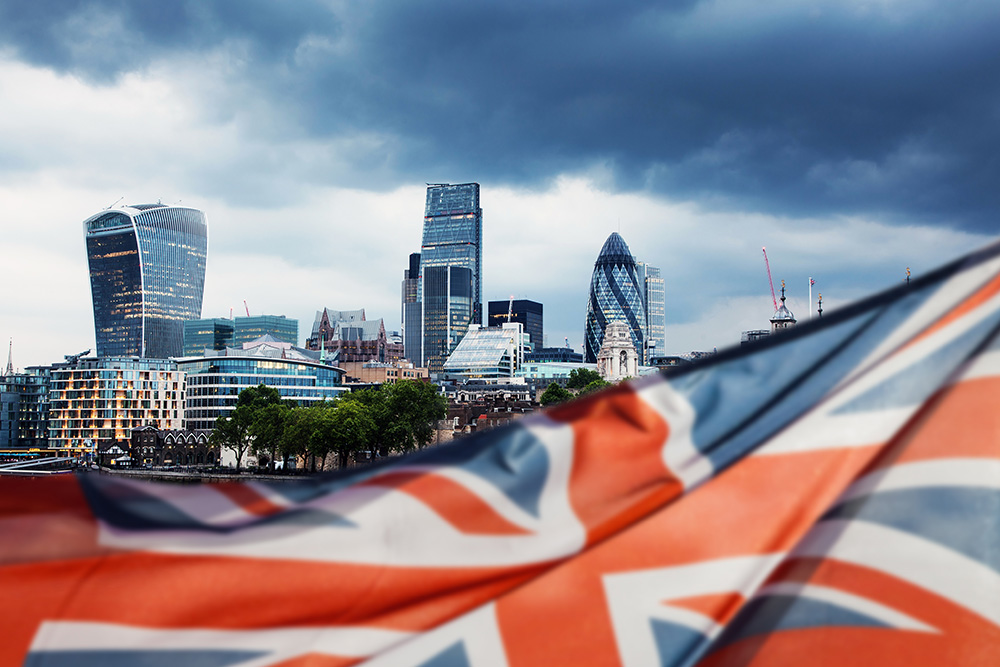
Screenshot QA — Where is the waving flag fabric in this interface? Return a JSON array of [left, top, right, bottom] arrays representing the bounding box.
[[5, 242, 1000, 666]]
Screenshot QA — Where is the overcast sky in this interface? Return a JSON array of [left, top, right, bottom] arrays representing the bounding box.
[[2, 0, 997, 369]]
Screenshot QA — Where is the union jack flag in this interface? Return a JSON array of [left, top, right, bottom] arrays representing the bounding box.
[[5, 241, 1000, 665]]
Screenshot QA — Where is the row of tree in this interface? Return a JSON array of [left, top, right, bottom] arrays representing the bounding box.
[[539, 367, 612, 406], [210, 380, 448, 472]]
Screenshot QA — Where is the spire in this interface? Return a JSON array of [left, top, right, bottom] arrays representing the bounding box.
[[5, 339, 12, 376], [780, 280, 787, 304], [818, 293, 824, 318]]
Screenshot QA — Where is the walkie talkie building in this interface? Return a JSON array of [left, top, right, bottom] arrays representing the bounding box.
[[84, 204, 208, 359]]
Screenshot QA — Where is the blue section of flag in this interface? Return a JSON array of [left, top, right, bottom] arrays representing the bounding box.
[[834, 315, 1000, 414], [416, 641, 471, 667], [23, 649, 266, 667], [649, 619, 705, 667], [826, 487, 1000, 573]]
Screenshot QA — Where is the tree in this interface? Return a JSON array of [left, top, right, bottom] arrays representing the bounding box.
[[566, 368, 602, 390], [540, 383, 572, 406], [250, 402, 290, 471], [210, 405, 254, 472], [328, 399, 376, 468], [382, 380, 448, 452], [579, 378, 611, 395]]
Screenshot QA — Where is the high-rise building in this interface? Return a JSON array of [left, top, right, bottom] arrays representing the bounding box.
[[84, 204, 208, 358], [636, 262, 666, 359], [584, 232, 646, 364], [419, 183, 482, 373], [487, 299, 543, 351], [234, 315, 298, 347], [401, 253, 422, 363], [442, 322, 527, 379]]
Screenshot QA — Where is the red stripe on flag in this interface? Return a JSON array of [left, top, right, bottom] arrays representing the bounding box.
[[213, 481, 287, 517], [547, 384, 681, 546], [908, 271, 1000, 348], [359, 471, 532, 536]]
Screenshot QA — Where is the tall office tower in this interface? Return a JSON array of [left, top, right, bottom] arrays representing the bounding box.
[[419, 183, 482, 372], [84, 204, 208, 358], [636, 262, 666, 360], [183, 318, 235, 356], [584, 232, 646, 364], [401, 253, 422, 363], [487, 299, 543, 351]]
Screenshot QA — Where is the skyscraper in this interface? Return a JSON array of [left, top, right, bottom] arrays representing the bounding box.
[[419, 183, 482, 373], [584, 232, 646, 364], [636, 261, 666, 359], [401, 253, 421, 363], [84, 204, 207, 358]]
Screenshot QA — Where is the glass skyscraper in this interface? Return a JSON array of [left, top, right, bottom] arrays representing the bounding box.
[[584, 232, 646, 363], [84, 204, 207, 359], [636, 262, 666, 359], [419, 183, 482, 373]]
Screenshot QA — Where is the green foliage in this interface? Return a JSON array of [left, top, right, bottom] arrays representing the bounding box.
[[209, 404, 254, 472], [249, 402, 290, 470], [566, 368, 602, 389], [540, 383, 572, 406], [579, 378, 611, 395]]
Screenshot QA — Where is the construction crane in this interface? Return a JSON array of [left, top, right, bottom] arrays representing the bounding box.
[[507, 295, 514, 322], [762, 247, 778, 311], [243, 300, 251, 317]]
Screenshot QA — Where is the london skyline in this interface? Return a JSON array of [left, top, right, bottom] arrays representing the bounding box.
[[1, 1, 996, 369]]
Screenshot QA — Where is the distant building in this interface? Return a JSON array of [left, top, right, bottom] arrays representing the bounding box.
[[401, 253, 422, 363], [340, 360, 429, 385], [637, 261, 666, 359], [525, 346, 584, 364], [0, 370, 49, 448], [596, 320, 640, 381], [443, 322, 528, 379], [741, 330, 770, 347], [84, 204, 207, 358], [487, 300, 543, 351], [306, 308, 402, 363], [183, 318, 235, 356], [771, 283, 797, 332], [419, 183, 482, 373], [130, 426, 216, 467], [584, 232, 646, 364], [179, 336, 347, 431], [48, 357, 185, 453], [234, 315, 298, 347]]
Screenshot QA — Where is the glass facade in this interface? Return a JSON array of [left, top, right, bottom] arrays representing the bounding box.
[[423, 265, 473, 374], [488, 299, 543, 351], [637, 262, 666, 359], [401, 253, 421, 363], [420, 183, 482, 372], [584, 233, 646, 363], [0, 370, 50, 448], [84, 205, 208, 358], [233, 315, 298, 347], [183, 318, 235, 356], [180, 356, 347, 431], [443, 323, 526, 378]]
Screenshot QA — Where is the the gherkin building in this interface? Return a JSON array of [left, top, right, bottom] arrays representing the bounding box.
[[584, 232, 646, 363]]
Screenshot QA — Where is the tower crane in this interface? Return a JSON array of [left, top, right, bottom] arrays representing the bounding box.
[[762, 247, 778, 311], [244, 300, 251, 317], [507, 295, 514, 322]]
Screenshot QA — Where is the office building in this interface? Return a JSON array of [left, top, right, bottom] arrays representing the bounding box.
[[525, 347, 584, 364], [442, 322, 528, 379], [584, 233, 646, 364], [1, 370, 49, 449], [636, 262, 666, 359], [180, 337, 347, 431], [487, 299, 543, 351], [234, 315, 298, 347], [183, 318, 235, 356], [47, 357, 185, 452], [402, 253, 422, 363], [84, 204, 207, 358], [419, 183, 482, 372]]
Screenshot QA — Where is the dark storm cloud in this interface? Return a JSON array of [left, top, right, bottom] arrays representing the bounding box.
[[4, 0, 1000, 230]]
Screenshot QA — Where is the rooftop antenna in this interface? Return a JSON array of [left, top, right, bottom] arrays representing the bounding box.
[[809, 277, 815, 319], [5, 338, 13, 376], [906, 267, 911, 284], [106, 196, 124, 210]]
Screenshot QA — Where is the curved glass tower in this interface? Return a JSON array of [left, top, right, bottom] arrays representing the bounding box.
[[84, 204, 208, 359], [584, 232, 646, 363]]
